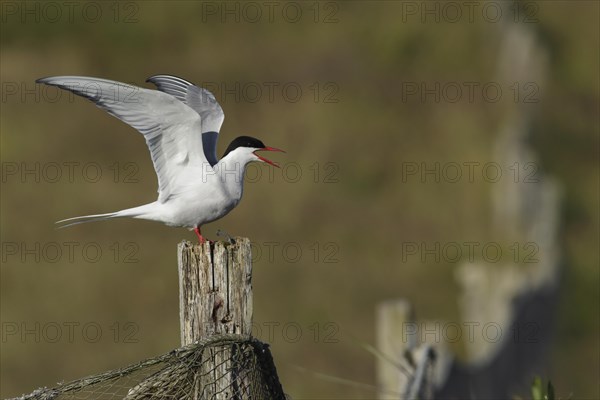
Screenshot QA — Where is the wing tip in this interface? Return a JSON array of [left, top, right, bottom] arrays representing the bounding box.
[[36, 76, 51, 84], [146, 74, 169, 83], [146, 74, 194, 86], [35, 76, 79, 86]]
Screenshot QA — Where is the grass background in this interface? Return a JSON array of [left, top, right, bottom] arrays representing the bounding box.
[[1, 1, 598, 398]]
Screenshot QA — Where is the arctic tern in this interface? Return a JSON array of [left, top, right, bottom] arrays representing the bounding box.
[[37, 75, 284, 243]]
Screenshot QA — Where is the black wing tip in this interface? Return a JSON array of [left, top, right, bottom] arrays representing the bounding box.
[[36, 77, 51, 84]]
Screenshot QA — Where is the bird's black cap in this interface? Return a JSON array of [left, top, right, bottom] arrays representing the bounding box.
[[223, 136, 265, 158]]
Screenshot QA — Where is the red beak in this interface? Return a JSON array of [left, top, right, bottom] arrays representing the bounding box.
[[254, 146, 285, 168]]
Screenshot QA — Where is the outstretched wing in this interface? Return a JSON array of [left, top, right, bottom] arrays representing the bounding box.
[[146, 75, 224, 166], [36, 75, 210, 203]]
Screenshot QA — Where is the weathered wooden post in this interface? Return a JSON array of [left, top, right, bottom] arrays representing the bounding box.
[[178, 238, 253, 343], [177, 237, 286, 399]]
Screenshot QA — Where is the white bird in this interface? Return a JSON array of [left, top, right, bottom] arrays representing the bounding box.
[[37, 75, 284, 243]]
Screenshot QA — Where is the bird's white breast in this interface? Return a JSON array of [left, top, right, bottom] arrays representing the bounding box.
[[157, 171, 242, 228]]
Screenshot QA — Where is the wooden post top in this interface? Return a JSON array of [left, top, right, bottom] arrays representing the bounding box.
[[177, 238, 253, 346]]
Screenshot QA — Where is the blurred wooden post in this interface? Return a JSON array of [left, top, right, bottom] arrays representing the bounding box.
[[178, 238, 253, 344], [376, 300, 413, 399], [376, 300, 437, 400]]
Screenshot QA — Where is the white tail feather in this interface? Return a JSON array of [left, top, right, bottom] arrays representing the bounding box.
[[56, 212, 121, 229], [55, 203, 160, 229]]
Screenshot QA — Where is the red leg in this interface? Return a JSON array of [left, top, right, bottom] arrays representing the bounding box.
[[194, 227, 205, 244]]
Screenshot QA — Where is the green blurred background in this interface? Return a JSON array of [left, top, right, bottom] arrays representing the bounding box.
[[1, 1, 598, 398]]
